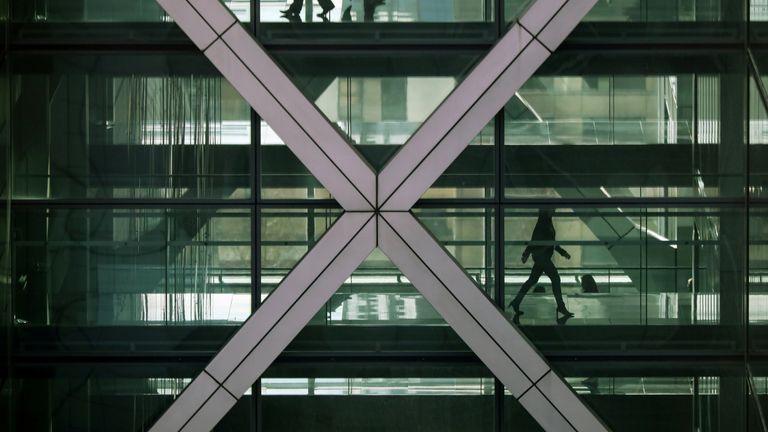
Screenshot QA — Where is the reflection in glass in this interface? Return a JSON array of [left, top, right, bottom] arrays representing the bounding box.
[[262, 376, 495, 395], [10, 364, 252, 432], [751, 207, 768, 324], [261, 208, 493, 325], [13, 55, 251, 200], [507, 0, 738, 25], [262, 52, 494, 199], [751, 75, 768, 198], [0, 56, 7, 431], [583, 0, 730, 22], [505, 71, 746, 198], [262, 364, 495, 432], [13, 208, 251, 326], [754, 0, 768, 21], [11, 0, 250, 22]]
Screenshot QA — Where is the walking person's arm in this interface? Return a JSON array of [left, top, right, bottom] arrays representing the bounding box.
[[521, 244, 533, 263]]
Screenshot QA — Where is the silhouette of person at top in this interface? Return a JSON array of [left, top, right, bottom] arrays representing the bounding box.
[[282, 0, 336, 21], [509, 208, 574, 318]]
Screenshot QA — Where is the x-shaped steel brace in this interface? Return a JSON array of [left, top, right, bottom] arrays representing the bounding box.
[[150, 1, 607, 431]]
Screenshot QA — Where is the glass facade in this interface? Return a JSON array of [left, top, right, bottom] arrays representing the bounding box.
[[3, 0, 768, 430]]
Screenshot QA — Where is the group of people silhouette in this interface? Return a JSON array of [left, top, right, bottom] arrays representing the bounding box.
[[281, 0, 386, 22]]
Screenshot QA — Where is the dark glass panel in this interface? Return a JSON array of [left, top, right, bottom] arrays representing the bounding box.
[[10, 363, 252, 432], [414, 207, 496, 299], [11, 0, 169, 23], [12, 207, 251, 327], [262, 361, 495, 432], [505, 52, 746, 199], [9, 0, 249, 45], [261, 207, 444, 327], [262, 52, 493, 200], [751, 206, 768, 354], [11, 53, 251, 200], [583, 0, 735, 22], [751, 58, 768, 197], [0, 54, 10, 432], [507, 0, 741, 26], [546, 360, 748, 432], [749, 363, 768, 431], [574, 0, 745, 44]]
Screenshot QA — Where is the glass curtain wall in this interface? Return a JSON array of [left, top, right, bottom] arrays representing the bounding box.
[[751, 45, 768, 427], [1, 6, 10, 426], [5, 0, 765, 431]]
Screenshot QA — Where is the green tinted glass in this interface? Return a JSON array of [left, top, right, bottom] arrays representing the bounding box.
[[505, 207, 745, 330], [10, 364, 253, 432], [751, 70, 768, 197], [751, 206, 768, 327], [262, 52, 494, 200], [13, 207, 251, 326], [262, 362, 495, 432], [505, 52, 746, 198], [12, 54, 251, 200], [11, 0, 249, 22]]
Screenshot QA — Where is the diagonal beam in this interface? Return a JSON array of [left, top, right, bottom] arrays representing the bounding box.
[[377, 0, 598, 210], [377, 211, 609, 432], [154, 1, 609, 431], [150, 212, 376, 431], [156, 0, 376, 210]]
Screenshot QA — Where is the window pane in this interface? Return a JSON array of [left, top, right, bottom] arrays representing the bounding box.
[[505, 52, 746, 198], [11, 0, 249, 22], [505, 207, 745, 350], [12, 54, 251, 200], [260, 0, 494, 24], [262, 362, 495, 432], [13, 207, 251, 326]]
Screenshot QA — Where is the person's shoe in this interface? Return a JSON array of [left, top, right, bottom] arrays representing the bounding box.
[[556, 306, 574, 317], [281, 11, 302, 22], [508, 298, 523, 315]]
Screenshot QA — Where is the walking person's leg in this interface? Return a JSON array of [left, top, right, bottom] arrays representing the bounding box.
[[282, 0, 303, 15], [509, 263, 544, 314], [317, 0, 335, 16], [541, 259, 573, 316]]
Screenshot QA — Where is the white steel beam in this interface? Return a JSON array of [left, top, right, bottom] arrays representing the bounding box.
[[152, 0, 608, 431], [156, 0, 376, 211], [377, 0, 598, 210], [149, 212, 376, 431], [377, 212, 609, 432]]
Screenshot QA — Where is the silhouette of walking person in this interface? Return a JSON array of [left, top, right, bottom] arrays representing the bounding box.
[[282, 0, 336, 21], [509, 208, 574, 318]]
